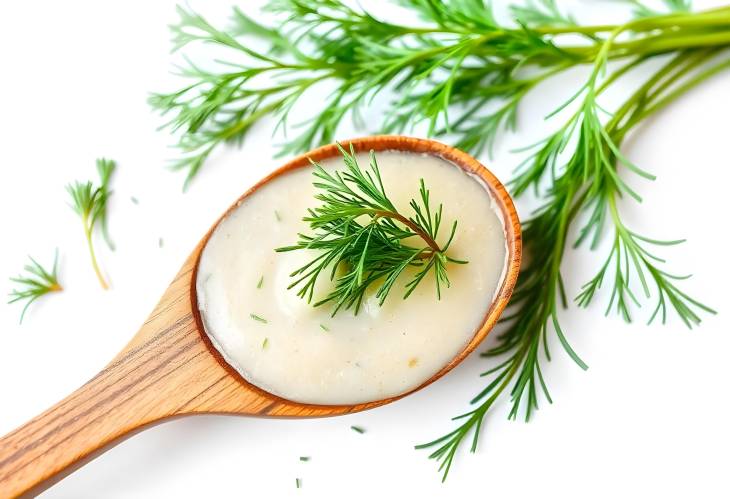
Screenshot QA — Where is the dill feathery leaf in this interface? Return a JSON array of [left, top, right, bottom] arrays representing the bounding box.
[[96, 158, 116, 251], [8, 250, 63, 324]]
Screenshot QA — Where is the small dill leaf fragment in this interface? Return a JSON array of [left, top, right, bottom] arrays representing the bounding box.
[[262, 337, 269, 349], [257, 275, 264, 289], [299, 456, 310, 462], [351, 425, 366, 434], [319, 324, 329, 332], [295, 478, 301, 489]]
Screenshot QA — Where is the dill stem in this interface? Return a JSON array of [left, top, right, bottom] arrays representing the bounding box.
[[373, 209, 441, 253], [631, 57, 730, 124], [83, 216, 108, 290]]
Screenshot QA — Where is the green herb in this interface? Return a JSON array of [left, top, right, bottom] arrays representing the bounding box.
[[319, 324, 329, 332], [350, 426, 365, 434], [257, 275, 264, 289], [299, 456, 310, 462], [155, 0, 724, 479], [250, 313, 268, 323], [130, 196, 139, 205], [274, 210, 282, 222], [276, 145, 466, 316], [295, 478, 301, 489], [262, 337, 269, 349], [67, 159, 117, 289], [8, 250, 63, 323], [96, 158, 116, 251]]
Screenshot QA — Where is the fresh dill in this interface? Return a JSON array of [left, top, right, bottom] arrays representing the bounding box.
[[257, 275, 264, 289], [96, 158, 116, 251], [274, 210, 282, 222], [299, 456, 310, 462], [350, 426, 366, 434], [276, 144, 466, 316], [8, 250, 63, 323], [250, 313, 268, 323], [319, 324, 329, 332], [295, 478, 301, 489], [262, 337, 269, 349], [67, 159, 117, 289], [130, 196, 139, 205], [154, 0, 724, 480]]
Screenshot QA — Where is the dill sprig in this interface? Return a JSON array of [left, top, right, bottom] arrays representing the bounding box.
[[276, 145, 466, 316], [416, 15, 719, 480], [67, 158, 116, 289], [154, 0, 725, 479], [8, 250, 63, 324]]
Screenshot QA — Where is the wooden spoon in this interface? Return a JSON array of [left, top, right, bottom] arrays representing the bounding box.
[[0, 136, 521, 497]]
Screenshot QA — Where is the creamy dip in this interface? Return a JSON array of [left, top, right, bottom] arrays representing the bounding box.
[[196, 151, 507, 405]]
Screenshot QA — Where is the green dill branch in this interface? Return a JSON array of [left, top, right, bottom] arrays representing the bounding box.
[[153, 0, 727, 479]]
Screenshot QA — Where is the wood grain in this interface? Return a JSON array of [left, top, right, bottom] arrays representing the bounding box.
[[0, 135, 521, 497]]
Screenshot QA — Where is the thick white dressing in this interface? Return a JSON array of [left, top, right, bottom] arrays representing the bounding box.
[[196, 151, 507, 404]]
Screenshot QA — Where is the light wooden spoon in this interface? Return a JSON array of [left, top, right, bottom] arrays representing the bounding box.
[[0, 136, 521, 497]]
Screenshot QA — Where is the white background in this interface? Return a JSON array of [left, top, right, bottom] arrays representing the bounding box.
[[1, 1, 729, 498]]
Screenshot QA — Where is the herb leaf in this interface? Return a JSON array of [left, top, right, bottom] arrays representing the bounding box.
[[8, 250, 63, 323], [95, 158, 116, 251]]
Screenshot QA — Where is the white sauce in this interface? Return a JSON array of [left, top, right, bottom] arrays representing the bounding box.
[[196, 151, 507, 404]]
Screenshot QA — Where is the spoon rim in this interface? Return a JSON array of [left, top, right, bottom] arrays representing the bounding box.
[[190, 135, 522, 412]]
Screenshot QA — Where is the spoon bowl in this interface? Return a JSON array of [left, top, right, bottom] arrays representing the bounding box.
[[0, 136, 521, 497]]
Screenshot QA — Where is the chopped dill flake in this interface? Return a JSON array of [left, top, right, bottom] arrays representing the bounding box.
[[257, 275, 264, 289], [295, 478, 301, 489], [262, 337, 269, 349], [130, 196, 139, 205], [350, 426, 365, 434], [319, 324, 330, 332], [250, 313, 268, 323], [274, 210, 282, 221], [299, 456, 310, 462]]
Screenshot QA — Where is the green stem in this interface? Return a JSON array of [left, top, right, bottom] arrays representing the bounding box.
[[372, 209, 442, 253], [632, 56, 730, 124], [83, 218, 108, 290]]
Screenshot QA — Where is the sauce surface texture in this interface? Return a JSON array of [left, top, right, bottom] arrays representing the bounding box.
[[196, 151, 507, 404]]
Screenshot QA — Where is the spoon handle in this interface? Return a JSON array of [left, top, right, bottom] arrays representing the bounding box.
[[0, 265, 250, 497], [0, 312, 201, 496]]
